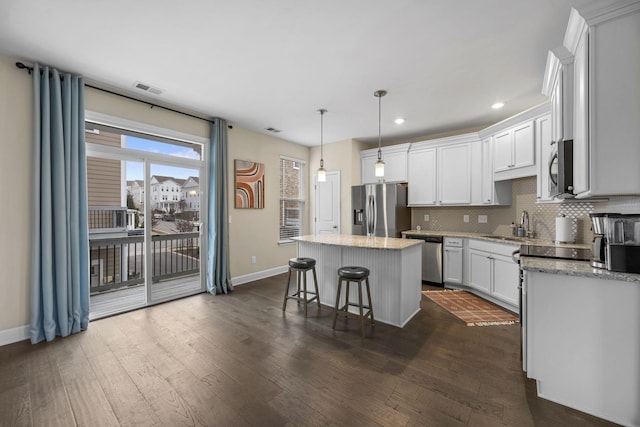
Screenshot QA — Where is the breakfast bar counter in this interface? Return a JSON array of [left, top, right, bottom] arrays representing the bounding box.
[[292, 235, 422, 327]]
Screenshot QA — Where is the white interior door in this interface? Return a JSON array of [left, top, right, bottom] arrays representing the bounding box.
[[314, 171, 340, 235]]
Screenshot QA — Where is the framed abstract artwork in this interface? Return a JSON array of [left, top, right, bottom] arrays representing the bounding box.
[[235, 159, 265, 209]]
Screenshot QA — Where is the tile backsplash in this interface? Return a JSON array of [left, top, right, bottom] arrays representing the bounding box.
[[411, 176, 640, 243]]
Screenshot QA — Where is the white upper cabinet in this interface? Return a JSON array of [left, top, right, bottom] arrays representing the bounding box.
[[493, 120, 535, 174], [479, 103, 548, 183], [407, 134, 476, 206], [563, 2, 640, 198], [360, 143, 410, 184], [438, 143, 471, 205], [407, 146, 437, 205], [535, 114, 554, 202]]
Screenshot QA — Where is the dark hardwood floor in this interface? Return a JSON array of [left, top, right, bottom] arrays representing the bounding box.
[[0, 274, 617, 427]]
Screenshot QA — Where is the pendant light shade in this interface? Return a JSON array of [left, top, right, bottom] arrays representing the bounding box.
[[374, 90, 387, 179], [317, 108, 327, 182]]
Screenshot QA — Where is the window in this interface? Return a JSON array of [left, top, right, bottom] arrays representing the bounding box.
[[279, 157, 305, 243]]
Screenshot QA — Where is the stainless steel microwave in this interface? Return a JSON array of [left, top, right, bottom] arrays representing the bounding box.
[[548, 139, 574, 198]]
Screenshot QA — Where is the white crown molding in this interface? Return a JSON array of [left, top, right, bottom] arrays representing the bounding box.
[[542, 47, 574, 96], [478, 103, 550, 139], [565, 1, 640, 54], [410, 132, 480, 150], [578, 0, 640, 26], [361, 142, 411, 156]]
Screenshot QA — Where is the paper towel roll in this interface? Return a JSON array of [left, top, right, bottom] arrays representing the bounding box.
[[556, 216, 573, 243]]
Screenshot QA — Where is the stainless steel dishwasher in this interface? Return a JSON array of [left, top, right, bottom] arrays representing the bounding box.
[[405, 235, 443, 285]]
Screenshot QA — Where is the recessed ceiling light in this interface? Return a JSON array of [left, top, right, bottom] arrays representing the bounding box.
[[492, 102, 505, 109], [394, 118, 405, 124]]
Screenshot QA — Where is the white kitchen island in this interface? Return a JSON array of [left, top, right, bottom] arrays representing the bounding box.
[[292, 234, 422, 327]]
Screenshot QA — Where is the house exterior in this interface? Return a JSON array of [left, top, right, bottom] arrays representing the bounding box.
[[182, 176, 200, 214], [150, 175, 185, 213]]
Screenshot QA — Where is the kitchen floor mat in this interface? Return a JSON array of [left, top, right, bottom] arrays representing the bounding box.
[[422, 289, 519, 326]]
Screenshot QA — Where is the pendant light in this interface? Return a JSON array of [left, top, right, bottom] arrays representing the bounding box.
[[317, 108, 328, 182], [374, 90, 387, 178]]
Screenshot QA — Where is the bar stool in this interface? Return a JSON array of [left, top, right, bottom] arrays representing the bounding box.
[[332, 266, 374, 337], [282, 257, 320, 317]]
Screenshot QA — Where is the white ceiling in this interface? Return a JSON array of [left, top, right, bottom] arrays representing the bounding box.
[[0, 0, 597, 146]]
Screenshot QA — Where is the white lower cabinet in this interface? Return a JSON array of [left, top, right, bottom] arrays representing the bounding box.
[[468, 249, 491, 293], [466, 239, 519, 311], [491, 253, 520, 307], [443, 238, 463, 285]]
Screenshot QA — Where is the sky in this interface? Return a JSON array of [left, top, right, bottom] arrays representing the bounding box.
[[125, 136, 200, 181]]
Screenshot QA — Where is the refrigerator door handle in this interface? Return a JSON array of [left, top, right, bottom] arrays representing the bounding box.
[[367, 194, 375, 236]]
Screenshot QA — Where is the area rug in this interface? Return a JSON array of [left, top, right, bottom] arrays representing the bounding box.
[[422, 290, 519, 326]]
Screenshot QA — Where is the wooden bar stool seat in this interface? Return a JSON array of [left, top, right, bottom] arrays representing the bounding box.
[[282, 257, 320, 317], [332, 266, 375, 337]]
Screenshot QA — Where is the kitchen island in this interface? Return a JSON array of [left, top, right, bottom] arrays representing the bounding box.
[[292, 234, 422, 327]]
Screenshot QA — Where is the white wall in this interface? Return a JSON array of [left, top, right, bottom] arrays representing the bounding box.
[[228, 126, 309, 280], [0, 55, 32, 336], [308, 138, 367, 235]]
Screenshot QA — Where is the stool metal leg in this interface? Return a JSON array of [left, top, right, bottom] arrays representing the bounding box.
[[332, 278, 343, 330], [283, 267, 293, 311], [303, 269, 308, 317], [365, 277, 374, 325], [312, 266, 321, 307], [358, 280, 365, 337], [344, 281, 350, 319]]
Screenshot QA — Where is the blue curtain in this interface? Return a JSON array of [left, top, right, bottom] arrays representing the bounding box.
[[207, 118, 232, 295], [30, 65, 90, 344]]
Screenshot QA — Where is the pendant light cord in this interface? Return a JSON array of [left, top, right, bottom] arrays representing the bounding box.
[[377, 94, 382, 160], [318, 108, 327, 169], [320, 109, 324, 167]]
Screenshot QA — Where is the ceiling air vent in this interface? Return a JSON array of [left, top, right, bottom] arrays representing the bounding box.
[[134, 81, 163, 95], [266, 127, 282, 133]]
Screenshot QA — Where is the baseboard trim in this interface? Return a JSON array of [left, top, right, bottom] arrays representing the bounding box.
[[232, 265, 288, 286], [0, 324, 29, 346]]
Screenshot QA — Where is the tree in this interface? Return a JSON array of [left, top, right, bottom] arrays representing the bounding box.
[[126, 192, 136, 210], [176, 220, 194, 232]]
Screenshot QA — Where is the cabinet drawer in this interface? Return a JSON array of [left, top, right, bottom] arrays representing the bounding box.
[[468, 239, 518, 257], [444, 237, 463, 247]]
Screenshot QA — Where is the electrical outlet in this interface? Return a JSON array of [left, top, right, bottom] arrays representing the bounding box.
[[463, 215, 469, 223], [251, 256, 256, 264], [424, 214, 430, 222], [478, 215, 488, 224]]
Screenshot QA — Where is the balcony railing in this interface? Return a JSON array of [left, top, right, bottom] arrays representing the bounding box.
[[89, 206, 127, 231], [89, 232, 200, 295]]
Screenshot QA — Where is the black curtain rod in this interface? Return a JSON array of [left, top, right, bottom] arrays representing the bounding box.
[[15, 61, 229, 127]]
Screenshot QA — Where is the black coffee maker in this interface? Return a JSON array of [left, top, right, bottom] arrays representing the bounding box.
[[589, 213, 610, 269]]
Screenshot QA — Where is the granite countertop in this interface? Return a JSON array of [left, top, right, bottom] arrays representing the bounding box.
[[292, 234, 422, 250], [401, 229, 591, 249], [401, 229, 640, 282], [520, 256, 640, 283]]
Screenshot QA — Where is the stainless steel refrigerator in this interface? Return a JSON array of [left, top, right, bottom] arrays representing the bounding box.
[[352, 183, 411, 238]]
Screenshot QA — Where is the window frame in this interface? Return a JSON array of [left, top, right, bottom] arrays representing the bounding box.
[[278, 156, 305, 245], [85, 110, 209, 302]]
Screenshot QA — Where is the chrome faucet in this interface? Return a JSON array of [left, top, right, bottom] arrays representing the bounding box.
[[520, 210, 531, 237]]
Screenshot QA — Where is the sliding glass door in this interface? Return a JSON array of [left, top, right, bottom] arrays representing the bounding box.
[[85, 118, 207, 319]]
